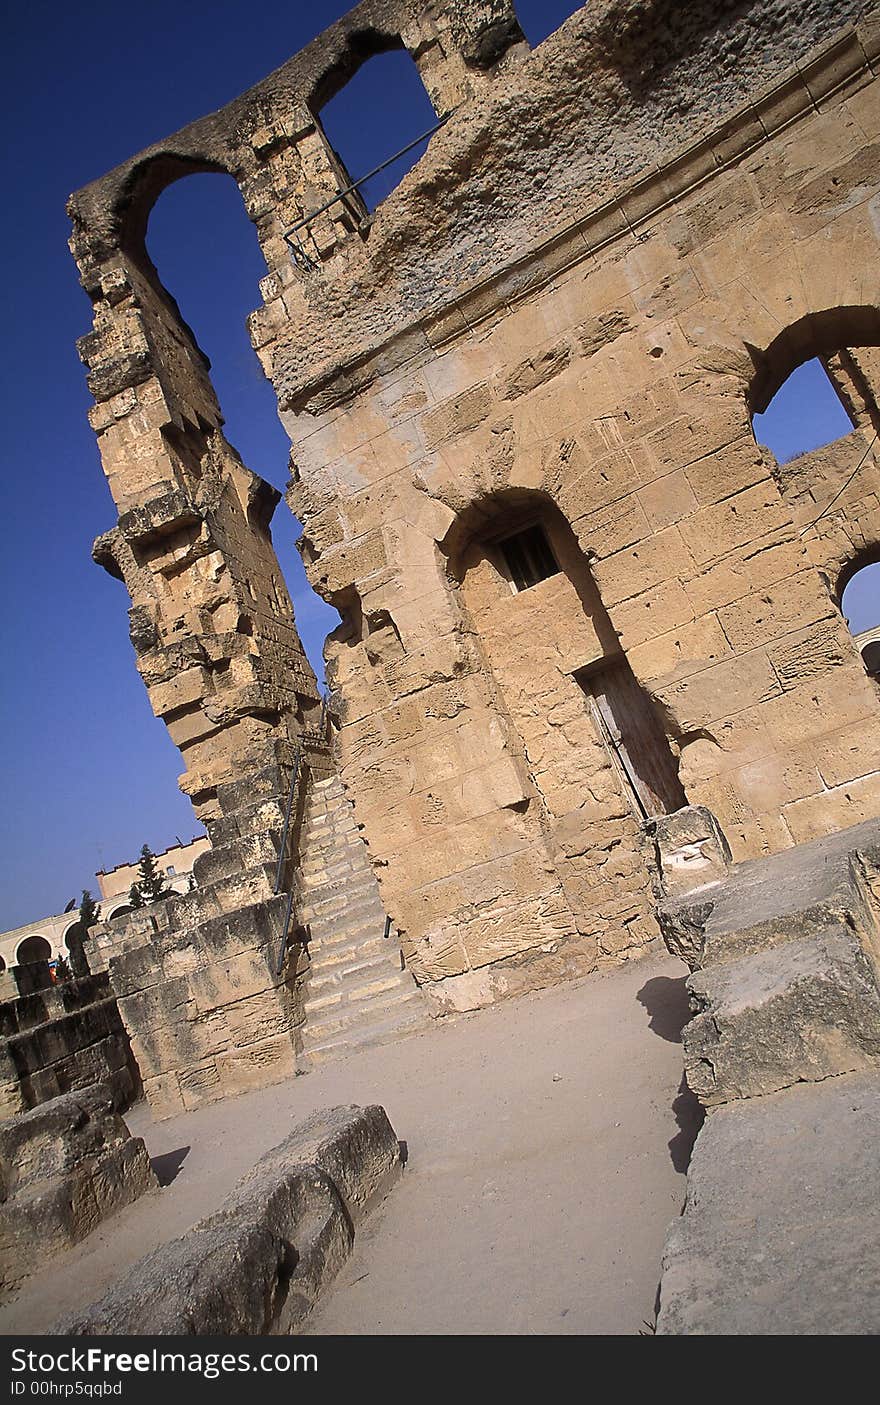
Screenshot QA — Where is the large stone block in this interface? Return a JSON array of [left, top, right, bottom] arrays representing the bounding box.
[[657, 1072, 880, 1335], [0, 1084, 156, 1296], [685, 920, 880, 1105], [59, 1105, 402, 1335]]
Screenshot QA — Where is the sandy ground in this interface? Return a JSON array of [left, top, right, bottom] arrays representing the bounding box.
[[2, 950, 700, 1336]]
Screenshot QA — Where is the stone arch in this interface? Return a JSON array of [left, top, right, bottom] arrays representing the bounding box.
[[307, 28, 421, 113], [747, 305, 880, 422], [308, 37, 440, 221], [115, 151, 234, 269], [444, 487, 686, 822], [836, 551, 880, 679], [107, 904, 133, 922], [16, 934, 52, 965], [62, 921, 83, 949]]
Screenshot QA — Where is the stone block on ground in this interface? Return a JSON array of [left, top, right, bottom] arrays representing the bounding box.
[[0, 1083, 157, 1297], [656, 1071, 880, 1335], [648, 805, 732, 904], [685, 919, 880, 1104], [58, 1103, 402, 1335]]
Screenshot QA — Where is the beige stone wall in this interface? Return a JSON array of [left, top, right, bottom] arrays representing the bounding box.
[[278, 16, 880, 1007], [67, 1, 880, 1018]]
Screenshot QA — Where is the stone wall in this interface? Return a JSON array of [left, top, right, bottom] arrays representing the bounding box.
[[0, 963, 140, 1120], [85, 746, 334, 1119], [0, 1084, 156, 1299], [68, 1, 880, 1018], [655, 816, 880, 1333]]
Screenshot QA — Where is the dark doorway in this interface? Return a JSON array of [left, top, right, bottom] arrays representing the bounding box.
[[576, 659, 686, 820]]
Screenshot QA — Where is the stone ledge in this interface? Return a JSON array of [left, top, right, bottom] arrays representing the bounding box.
[[57, 1103, 402, 1335], [656, 1071, 880, 1335]]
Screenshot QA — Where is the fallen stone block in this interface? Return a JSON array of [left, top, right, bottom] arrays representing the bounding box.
[[649, 805, 732, 904], [656, 1071, 880, 1335], [0, 1084, 157, 1297], [685, 920, 880, 1104], [58, 1103, 402, 1335]]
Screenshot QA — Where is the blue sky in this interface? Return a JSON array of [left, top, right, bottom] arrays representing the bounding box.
[[1, 0, 875, 930]]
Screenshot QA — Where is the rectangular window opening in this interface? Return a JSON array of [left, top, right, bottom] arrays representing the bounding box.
[[497, 524, 561, 592]]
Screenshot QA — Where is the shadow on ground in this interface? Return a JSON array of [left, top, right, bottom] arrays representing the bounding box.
[[151, 1146, 190, 1186], [635, 974, 691, 1043], [636, 974, 704, 1171]]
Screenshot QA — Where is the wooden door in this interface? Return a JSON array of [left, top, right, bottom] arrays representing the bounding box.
[[579, 660, 686, 820]]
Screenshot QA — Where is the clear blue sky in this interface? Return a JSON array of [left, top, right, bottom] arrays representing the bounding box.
[[1, 0, 875, 930]]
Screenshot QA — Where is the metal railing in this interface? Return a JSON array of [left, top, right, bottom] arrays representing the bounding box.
[[283, 113, 453, 271]]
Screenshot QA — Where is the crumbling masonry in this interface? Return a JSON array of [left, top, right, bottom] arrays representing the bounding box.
[[67, 0, 880, 1115]]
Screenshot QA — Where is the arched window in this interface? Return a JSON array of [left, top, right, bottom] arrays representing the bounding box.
[[16, 934, 52, 965], [752, 358, 855, 464], [514, 0, 584, 46], [107, 904, 133, 922], [315, 48, 438, 213], [450, 491, 686, 821], [840, 559, 880, 677], [146, 173, 339, 680]]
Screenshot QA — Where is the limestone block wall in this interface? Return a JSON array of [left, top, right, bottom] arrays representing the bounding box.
[[0, 966, 140, 1120], [68, 0, 880, 1016], [84, 760, 323, 1119], [0, 1085, 156, 1298]]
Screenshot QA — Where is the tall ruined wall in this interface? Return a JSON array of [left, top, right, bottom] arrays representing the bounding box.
[[69, 0, 880, 1015]]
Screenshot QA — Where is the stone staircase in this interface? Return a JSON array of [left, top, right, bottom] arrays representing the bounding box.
[[297, 773, 427, 1066]]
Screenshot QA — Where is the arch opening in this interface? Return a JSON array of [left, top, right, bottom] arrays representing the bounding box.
[[513, 0, 585, 47], [449, 490, 686, 822], [16, 934, 52, 965], [145, 171, 340, 681], [314, 47, 439, 213], [747, 306, 880, 416], [840, 557, 880, 677], [752, 358, 855, 465]]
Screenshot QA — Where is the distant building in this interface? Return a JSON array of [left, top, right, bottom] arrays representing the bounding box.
[[96, 835, 210, 904], [854, 625, 880, 677], [0, 836, 209, 971]]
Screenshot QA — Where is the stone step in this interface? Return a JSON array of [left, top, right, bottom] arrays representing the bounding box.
[[300, 861, 374, 891], [300, 849, 362, 874], [300, 880, 380, 915], [306, 947, 404, 996], [300, 889, 385, 928], [301, 828, 360, 853], [305, 933, 394, 970], [302, 900, 388, 945], [300, 985, 425, 1048], [304, 968, 412, 1015], [300, 1006, 427, 1066]]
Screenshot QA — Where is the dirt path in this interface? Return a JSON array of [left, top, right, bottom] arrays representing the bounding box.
[[2, 951, 698, 1335]]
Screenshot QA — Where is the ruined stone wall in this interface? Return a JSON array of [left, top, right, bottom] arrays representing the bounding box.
[[69, 1, 880, 1017], [0, 963, 140, 1120]]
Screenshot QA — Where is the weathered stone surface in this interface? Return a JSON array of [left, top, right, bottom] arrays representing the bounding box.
[[58, 1104, 402, 1335], [661, 819, 880, 1105], [66, 0, 880, 1035], [656, 1071, 880, 1335], [686, 919, 880, 1104], [0, 1085, 156, 1297], [0, 972, 140, 1119], [649, 805, 732, 903]]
